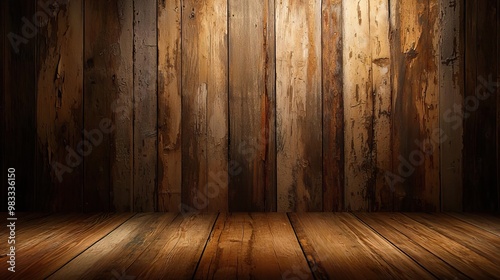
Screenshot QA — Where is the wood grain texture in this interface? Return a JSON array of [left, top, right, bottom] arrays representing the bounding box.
[[355, 213, 469, 279], [439, 0, 463, 211], [181, 0, 228, 212], [0, 213, 133, 280], [0, 0, 5, 206], [322, 0, 344, 212], [195, 213, 312, 279], [289, 213, 432, 279], [446, 212, 500, 236], [228, 0, 276, 212], [276, 0, 322, 212], [158, 0, 182, 212], [370, 0, 392, 211], [343, 0, 373, 211], [133, 0, 158, 211], [390, 0, 440, 211]]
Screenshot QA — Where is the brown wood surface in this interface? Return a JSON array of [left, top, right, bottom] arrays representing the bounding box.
[[195, 213, 312, 279], [322, 0, 344, 212], [289, 213, 433, 279], [276, 0, 322, 212], [158, 0, 182, 212], [133, 0, 158, 211], [228, 0, 276, 212], [446, 212, 500, 236]]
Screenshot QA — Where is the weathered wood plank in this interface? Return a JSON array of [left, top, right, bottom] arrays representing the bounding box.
[[446, 212, 500, 236], [276, 0, 322, 212], [0, 0, 6, 210], [158, 0, 182, 212], [322, 0, 344, 212], [48, 213, 177, 279], [195, 213, 312, 279], [498, 0, 500, 212], [439, 0, 464, 212], [355, 213, 469, 279], [390, 0, 440, 211], [0, 213, 133, 280], [289, 213, 432, 279], [133, 0, 158, 211], [343, 0, 373, 211], [370, 0, 392, 211], [228, 0, 276, 212], [181, 0, 228, 212], [127, 213, 217, 279]]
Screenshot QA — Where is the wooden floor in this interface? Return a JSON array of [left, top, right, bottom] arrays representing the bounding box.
[[1, 213, 499, 279]]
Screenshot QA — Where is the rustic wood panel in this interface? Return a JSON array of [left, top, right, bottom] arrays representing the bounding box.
[[276, 0, 322, 212], [343, 0, 373, 211], [181, 0, 228, 212], [289, 213, 432, 279], [158, 0, 182, 212], [446, 212, 500, 236], [4, 0, 36, 211], [498, 0, 500, 212], [228, 0, 276, 212], [133, 0, 158, 211], [439, 0, 464, 211], [355, 213, 469, 279], [0, 0, 6, 210], [390, 0, 440, 211], [195, 213, 312, 279], [322, 0, 344, 212], [370, 0, 392, 211]]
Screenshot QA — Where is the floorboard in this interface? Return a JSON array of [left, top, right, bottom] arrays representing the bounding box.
[[446, 212, 500, 236]]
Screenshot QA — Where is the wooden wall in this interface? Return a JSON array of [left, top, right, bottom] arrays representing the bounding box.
[[2, 0, 499, 212]]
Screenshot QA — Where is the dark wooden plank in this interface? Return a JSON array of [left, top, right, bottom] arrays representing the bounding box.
[[322, 0, 343, 212], [133, 0, 157, 211], [195, 213, 312, 279], [0, 0, 5, 203], [127, 213, 217, 279], [181, 0, 228, 212], [4, 0, 36, 211], [355, 213, 470, 279], [363, 213, 500, 279], [0, 213, 133, 279], [276, 0, 322, 212], [289, 213, 432, 279], [228, 0, 276, 212], [48, 213, 177, 279], [390, 0, 440, 211], [36, 0, 83, 211], [158, 0, 182, 212], [445, 212, 500, 237]]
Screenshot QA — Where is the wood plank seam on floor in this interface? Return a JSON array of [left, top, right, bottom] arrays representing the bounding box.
[[190, 212, 221, 279], [45, 213, 139, 278], [443, 212, 500, 237]]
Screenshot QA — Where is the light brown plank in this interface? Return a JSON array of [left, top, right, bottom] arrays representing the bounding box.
[[181, 0, 228, 212], [127, 213, 217, 279], [289, 213, 433, 279], [228, 0, 276, 212], [439, 0, 464, 211], [133, 0, 158, 211], [364, 213, 500, 279], [276, 0, 322, 212], [322, 0, 344, 212], [370, 0, 393, 211], [446, 213, 500, 236], [355, 213, 470, 279], [0, 213, 133, 279], [48, 213, 177, 279], [195, 213, 312, 279], [158, 0, 182, 212]]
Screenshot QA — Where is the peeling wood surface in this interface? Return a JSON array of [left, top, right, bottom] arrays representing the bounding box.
[[158, 0, 182, 212], [276, 0, 323, 212], [228, 0, 276, 212]]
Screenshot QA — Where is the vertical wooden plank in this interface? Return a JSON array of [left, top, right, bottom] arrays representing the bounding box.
[[390, 0, 440, 211], [497, 0, 500, 212], [322, 0, 344, 212], [228, 0, 276, 212], [0, 0, 6, 211], [343, 0, 373, 211], [5, 0, 37, 210], [133, 0, 158, 211], [440, 0, 463, 211], [370, 0, 392, 211], [158, 0, 182, 212], [182, 0, 228, 212], [37, 0, 83, 211], [276, 0, 322, 212]]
